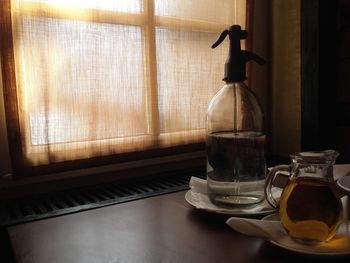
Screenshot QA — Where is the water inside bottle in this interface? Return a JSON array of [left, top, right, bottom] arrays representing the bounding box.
[[206, 131, 266, 207]]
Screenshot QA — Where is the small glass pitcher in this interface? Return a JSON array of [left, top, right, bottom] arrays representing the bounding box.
[[265, 150, 343, 243]]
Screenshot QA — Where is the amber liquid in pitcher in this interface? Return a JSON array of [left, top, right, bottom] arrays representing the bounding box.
[[279, 177, 343, 243]]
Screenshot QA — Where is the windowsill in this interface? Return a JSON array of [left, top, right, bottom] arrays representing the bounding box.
[[0, 151, 205, 200]]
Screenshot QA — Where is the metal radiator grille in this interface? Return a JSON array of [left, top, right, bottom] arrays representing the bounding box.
[[0, 169, 205, 226]]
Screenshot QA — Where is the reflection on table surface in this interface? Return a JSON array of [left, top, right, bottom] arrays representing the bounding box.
[[7, 191, 350, 263]]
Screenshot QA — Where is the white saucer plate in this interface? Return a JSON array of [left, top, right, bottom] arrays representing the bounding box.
[[185, 190, 276, 217], [338, 175, 350, 194], [262, 214, 350, 256]]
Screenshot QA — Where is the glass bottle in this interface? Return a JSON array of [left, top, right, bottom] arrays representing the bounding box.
[[207, 25, 266, 207]]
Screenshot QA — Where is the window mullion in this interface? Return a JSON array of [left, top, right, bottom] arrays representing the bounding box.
[[155, 16, 229, 33], [143, 0, 159, 137], [17, 2, 147, 26]]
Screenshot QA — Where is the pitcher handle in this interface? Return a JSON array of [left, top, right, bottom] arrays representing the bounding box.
[[265, 165, 290, 208]]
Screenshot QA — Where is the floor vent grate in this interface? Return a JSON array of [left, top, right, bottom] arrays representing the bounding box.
[[0, 169, 205, 226]]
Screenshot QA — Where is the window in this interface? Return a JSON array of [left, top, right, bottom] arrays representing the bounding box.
[[1, 0, 247, 176]]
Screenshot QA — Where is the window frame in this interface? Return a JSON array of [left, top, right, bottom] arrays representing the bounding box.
[[0, 0, 252, 178]]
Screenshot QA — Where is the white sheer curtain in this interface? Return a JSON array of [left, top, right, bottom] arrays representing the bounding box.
[[10, 0, 246, 166]]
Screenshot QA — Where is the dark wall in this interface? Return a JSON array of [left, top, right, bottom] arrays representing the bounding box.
[[334, 0, 350, 162], [301, 0, 350, 162]]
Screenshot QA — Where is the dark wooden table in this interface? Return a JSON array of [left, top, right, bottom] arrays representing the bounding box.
[[6, 191, 350, 263]]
